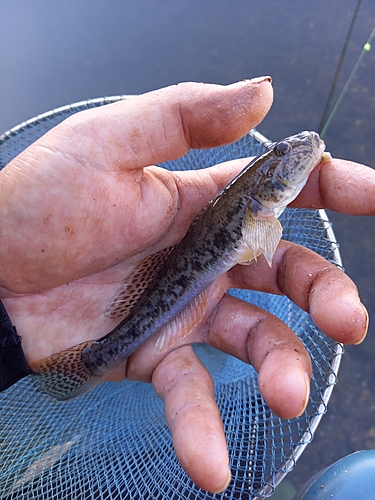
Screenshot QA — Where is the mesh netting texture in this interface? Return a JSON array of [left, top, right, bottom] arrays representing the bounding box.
[[0, 97, 342, 499]]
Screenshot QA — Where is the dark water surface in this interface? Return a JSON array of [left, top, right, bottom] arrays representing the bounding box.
[[1, 0, 374, 492]]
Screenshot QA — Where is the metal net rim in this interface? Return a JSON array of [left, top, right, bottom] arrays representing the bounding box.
[[0, 96, 136, 146]]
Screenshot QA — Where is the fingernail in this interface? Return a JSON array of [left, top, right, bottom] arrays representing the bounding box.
[[212, 467, 232, 494], [354, 303, 369, 345], [249, 75, 272, 84], [296, 372, 310, 418], [229, 76, 272, 88]]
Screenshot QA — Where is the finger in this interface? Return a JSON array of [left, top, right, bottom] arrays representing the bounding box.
[[152, 345, 231, 494], [291, 158, 375, 215], [122, 274, 312, 421], [36, 78, 273, 171], [231, 240, 368, 345], [203, 294, 312, 419], [164, 154, 375, 243]]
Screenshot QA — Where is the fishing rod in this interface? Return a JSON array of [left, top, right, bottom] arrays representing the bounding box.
[[318, 0, 375, 140], [318, 0, 362, 135], [320, 25, 375, 139]]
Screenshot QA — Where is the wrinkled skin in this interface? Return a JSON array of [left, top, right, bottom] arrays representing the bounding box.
[[0, 79, 372, 494]]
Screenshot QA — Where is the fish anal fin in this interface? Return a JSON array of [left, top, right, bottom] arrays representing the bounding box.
[[29, 340, 101, 401], [104, 245, 176, 319], [239, 210, 283, 267], [155, 289, 209, 354]]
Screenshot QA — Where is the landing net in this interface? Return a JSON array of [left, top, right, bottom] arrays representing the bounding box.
[[0, 97, 342, 499]]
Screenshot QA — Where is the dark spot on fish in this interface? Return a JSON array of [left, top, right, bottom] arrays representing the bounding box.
[[174, 274, 191, 289], [191, 258, 205, 272]]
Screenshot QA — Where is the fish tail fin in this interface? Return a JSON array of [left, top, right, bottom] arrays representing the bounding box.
[[29, 341, 102, 401]]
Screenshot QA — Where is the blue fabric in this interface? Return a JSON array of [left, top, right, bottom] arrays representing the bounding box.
[[293, 450, 375, 500]]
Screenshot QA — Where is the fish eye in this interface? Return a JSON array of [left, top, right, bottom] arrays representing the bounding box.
[[274, 141, 291, 157]]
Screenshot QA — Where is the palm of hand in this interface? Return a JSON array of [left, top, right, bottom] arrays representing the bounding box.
[[0, 116, 190, 364]]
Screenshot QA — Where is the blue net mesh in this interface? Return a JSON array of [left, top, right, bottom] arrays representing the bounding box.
[[0, 97, 342, 499]]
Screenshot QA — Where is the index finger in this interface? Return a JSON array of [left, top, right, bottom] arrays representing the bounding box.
[[231, 240, 368, 345], [291, 158, 375, 215]]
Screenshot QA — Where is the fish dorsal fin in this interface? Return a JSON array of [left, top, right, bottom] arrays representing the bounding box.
[[155, 288, 209, 353], [238, 210, 283, 267], [104, 245, 176, 319], [29, 340, 101, 401]]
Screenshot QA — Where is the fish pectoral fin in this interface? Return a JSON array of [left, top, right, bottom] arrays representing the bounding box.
[[236, 247, 257, 265], [238, 210, 283, 267], [104, 245, 176, 319], [29, 340, 101, 401], [155, 289, 209, 353]]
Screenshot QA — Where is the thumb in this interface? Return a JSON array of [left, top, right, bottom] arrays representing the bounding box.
[[34, 78, 274, 172]]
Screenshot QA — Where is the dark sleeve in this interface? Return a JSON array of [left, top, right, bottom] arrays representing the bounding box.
[[0, 300, 32, 391]]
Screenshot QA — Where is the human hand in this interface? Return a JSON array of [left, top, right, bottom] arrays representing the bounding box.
[[0, 79, 371, 493]]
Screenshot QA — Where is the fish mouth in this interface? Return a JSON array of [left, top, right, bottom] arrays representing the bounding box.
[[310, 131, 325, 155]]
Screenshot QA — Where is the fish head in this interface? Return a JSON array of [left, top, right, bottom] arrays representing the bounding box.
[[253, 131, 326, 218]]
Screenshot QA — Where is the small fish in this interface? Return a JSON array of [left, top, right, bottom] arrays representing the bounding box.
[[30, 131, 327, 401]]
